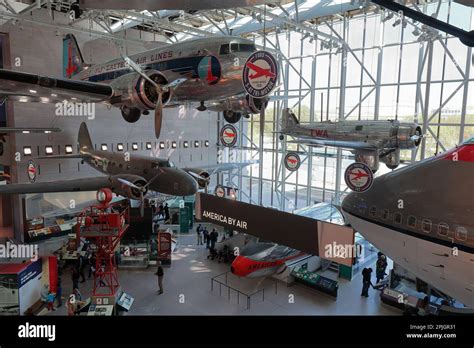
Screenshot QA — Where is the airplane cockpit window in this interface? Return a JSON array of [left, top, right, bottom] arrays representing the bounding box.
[[219, 44, 230, 55], [220, 43, 257, 55], [152, 160, 175, 168]]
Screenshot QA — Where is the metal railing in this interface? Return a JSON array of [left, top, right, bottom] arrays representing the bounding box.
[[210, 271, 278, 310]]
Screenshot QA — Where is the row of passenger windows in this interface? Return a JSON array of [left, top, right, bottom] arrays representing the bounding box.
[[22, 140, 210, 156], [362, 206, 468, 242]]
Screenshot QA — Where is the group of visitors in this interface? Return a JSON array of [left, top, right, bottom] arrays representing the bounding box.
[[361, 252, 388, 298], [195, 224, 218, 250], [155, 203, 170, 223]]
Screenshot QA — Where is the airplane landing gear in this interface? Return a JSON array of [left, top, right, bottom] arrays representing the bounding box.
[[197, 101, 207, 112], [223, 110, 242, 124]]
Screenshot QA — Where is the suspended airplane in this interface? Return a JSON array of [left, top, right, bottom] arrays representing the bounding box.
[[0, 34, 279, 138], [0, 122, 251, 213], [279, 108, 423, 172], [342, 138, 474, 308]]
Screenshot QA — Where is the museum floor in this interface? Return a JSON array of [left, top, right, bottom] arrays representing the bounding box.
[[48, 233, 399, 316]]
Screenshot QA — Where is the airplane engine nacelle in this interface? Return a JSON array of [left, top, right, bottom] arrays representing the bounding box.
[[380, 148, 401, 170], [395, 124, 423, 149], [183, 168, 210, 189], [355, 153, 380, 173], [110, 174, 148, 200], [111, 70, 172, 115], [209, 95, 268, 115]]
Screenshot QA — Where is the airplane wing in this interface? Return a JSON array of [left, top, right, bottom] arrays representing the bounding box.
[[200, 161, 257, 175], [286, 139, 378, 151], [0, 176, 112, 195], [0, 69, 113, 104]]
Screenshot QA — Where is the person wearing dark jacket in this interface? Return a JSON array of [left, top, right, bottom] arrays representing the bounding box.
[[155, 262, 164, 294], [361, 267, 373, 297], [76, 254, 86, 283], [164, 203, 170, 223], [376, 254, 388, 283], [210, 229, 218, 250], [71, 267, 80, 292], [203, 228, 210, 249]]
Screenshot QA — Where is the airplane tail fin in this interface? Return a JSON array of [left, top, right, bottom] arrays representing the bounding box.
[[63, 34, 86, 78], [78, 122, 93, 151], [281, 108, 299, 131]]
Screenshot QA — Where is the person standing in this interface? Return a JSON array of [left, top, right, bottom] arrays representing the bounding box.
[[376, 254, 388, 283], [71, 267, 80, 292], [56, 277, 62, 308], [203, 228, 210, 249], [164, 203, 170, 223], [210, 229, 218, 250], [155, 262, 164, 295], [76, 254, 86, 283], [88, 253, 97, 279], [196, 224, 203, 245], [361, 267, 373, 297], [46, 291, 56, 311]]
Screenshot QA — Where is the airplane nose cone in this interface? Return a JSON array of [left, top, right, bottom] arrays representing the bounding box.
[[158, 168, 198, 196]]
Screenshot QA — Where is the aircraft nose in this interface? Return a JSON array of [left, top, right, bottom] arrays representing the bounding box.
[[160, 168, 198, 196]]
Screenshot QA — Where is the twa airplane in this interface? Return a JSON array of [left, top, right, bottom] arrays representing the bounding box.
[[279, 108, 422, 171], [0, 34, 278, 138], [342, 138, 474, 308]]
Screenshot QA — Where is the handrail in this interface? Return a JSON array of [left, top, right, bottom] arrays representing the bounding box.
[[210, 271, 278, 310]]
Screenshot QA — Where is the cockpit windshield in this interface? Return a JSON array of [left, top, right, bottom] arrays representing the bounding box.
[[462, 136, 474, 144], [152, 160, 176, 169], [219, 43, 256, 55]]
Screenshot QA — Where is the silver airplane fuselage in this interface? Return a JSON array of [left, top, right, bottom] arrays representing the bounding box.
[[75, 36, 257, 104], [283, 120, 421, 152], [342, 141, 474, 307]]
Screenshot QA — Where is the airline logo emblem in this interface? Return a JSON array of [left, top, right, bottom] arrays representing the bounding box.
[[284, 152, 301, 171], [220, 124, 238, 147], [27, 160, 37, 183], [344, 162, 373, 193], [215, 185, 225, 198], [242, 51, 278, 98], [310, 129, 329, 138], [197, 55, 221, 85]]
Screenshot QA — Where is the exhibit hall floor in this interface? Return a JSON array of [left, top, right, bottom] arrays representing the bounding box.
[[49, 233, 399, 316]]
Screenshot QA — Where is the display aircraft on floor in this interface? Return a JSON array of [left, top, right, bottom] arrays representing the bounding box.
[[0, 34, 279, 138], [0, 122, 251, 214], [278, 108, 423, 172]]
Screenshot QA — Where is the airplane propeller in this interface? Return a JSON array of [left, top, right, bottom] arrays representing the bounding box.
[[122, 54, 165, 139], [116, 170, 164, 218]]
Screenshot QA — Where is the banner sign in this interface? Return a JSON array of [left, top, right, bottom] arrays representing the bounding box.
[[157, 231, 172, 264]]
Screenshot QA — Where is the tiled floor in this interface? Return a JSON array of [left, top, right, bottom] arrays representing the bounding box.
[[49, 233, 399, 316]]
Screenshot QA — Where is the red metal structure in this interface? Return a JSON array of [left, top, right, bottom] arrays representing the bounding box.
[[75, 189, 130, 297]]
